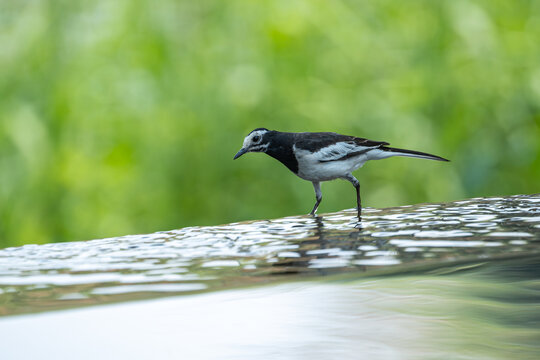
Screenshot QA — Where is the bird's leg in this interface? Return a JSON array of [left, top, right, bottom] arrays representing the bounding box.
[[355, 182, 362, 220], [309, 181, 322, 216], [344, 174, 362, 220]]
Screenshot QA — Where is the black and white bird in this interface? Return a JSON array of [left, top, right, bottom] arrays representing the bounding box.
[[234, 128, 449, 220]]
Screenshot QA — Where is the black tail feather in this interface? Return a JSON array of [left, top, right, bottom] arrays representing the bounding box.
[[381, 146, 450, 162]]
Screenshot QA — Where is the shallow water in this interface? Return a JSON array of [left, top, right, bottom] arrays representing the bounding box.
[[0, 194, 539, 316], [0, 195, 540, 359], [0, 256, 539, 359]]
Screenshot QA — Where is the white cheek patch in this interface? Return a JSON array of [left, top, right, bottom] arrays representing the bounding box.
[[247, 143, 269, 153], [256, 143, 269, 152], [243, 130, 267, 150]]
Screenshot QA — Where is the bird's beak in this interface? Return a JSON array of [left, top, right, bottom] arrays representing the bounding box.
[[233, 148, 247, 160]]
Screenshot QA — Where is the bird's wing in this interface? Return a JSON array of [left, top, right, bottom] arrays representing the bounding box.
[[294, 133, 388, 162], [315, 141, 386, 162]]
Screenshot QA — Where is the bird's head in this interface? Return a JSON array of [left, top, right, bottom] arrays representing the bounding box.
[[233, 128, 271, 159]]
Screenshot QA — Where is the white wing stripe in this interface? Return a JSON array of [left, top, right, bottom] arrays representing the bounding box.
[[314, 142, 375, 162]]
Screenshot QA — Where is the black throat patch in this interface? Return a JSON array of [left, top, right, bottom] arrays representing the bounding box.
[[263, 131, 299, 174]]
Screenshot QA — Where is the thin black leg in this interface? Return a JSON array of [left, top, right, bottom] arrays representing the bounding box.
[[309, 182, 322, 216], [355, 182, 362, 220], [343, 174, 361, 221]]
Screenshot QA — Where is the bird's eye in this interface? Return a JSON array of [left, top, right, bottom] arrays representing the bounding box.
[[252, 135, 261, 143]]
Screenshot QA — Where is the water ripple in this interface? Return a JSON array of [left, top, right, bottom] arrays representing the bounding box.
[[0, 194, 539, 315]]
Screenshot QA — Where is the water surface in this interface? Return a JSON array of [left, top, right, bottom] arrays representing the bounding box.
[[1, 194, 539, 359], [0, 194, 539, 315], [0, 256, 538, 359]]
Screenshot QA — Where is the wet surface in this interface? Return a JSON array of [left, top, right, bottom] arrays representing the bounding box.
[[0, 194, 539, 316], [1, 256, 539, 360]]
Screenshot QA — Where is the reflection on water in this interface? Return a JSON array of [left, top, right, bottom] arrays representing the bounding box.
[[0, 194, 539, 316], [0, 256, 538, 360]]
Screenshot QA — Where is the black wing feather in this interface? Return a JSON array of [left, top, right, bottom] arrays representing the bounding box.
[[294, 132, 388, 153]]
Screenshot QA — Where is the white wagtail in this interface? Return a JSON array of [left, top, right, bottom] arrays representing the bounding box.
[[234, 128, 449, 219]]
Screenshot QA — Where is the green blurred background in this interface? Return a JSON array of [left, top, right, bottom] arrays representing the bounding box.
[[1, 0, 539, 247]]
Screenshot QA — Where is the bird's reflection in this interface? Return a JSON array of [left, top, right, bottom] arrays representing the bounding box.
[[270, 215, 368, 275]]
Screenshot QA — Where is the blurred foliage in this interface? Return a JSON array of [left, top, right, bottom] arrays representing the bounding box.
[[0, 0, 539, 247]]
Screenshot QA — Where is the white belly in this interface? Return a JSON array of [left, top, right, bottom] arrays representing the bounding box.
[[294, 149, 368, 182]]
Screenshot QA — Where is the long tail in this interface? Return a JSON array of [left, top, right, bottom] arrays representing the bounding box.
[[376, 146, 450, 162]]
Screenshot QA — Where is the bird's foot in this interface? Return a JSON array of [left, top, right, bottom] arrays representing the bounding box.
[[355, 207, 362, 225]]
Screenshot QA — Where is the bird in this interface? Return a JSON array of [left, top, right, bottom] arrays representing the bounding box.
[[233, 128, 449, 220]]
